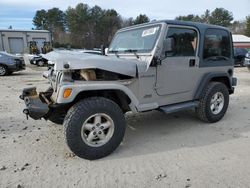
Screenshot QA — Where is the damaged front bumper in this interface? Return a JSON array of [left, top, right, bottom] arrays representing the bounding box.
[[20, 87, 51, 120]]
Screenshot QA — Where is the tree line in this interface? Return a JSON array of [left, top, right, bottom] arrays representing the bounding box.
[[33, 4, 250, 49], [33, 3, 149, 49], [175, 8, 250, 37]]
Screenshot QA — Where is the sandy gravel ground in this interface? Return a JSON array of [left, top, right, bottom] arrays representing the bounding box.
[[1, 63, 250, 188]]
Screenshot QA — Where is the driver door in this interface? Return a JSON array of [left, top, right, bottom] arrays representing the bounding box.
[[156, 26, 200, 102]]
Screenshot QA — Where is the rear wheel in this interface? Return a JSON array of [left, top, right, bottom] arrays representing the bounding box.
[[64, 97, 126, 160], [0, 65, 8, 76], [37, 60, 44, 66], [196, 82, 229, 123], [240, 59, 245, 67]]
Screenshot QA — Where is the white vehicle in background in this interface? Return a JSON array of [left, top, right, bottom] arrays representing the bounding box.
[[29, 55, 48, 66], [244, 51, 250, 71]]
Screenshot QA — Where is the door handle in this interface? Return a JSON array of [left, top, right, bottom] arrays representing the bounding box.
[[189, 59, 196, 67]]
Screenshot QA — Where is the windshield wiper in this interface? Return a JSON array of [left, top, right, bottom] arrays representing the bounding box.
[[109, 50, 120, 58], [124, 49, 139, 59]]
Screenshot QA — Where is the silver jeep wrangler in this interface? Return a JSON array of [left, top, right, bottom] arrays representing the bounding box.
[[20, 20, 237, 160]]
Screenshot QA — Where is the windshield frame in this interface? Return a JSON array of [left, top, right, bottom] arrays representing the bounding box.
[[108, 24, 162, 54]]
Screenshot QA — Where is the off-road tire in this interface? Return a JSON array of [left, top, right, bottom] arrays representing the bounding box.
[[63, 97, 126, 160], [196, 82, 229, 123], [0, 65, 8, 76]]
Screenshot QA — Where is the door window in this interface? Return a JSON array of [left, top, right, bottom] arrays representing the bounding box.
[[203, 29, 231, 60], [164, 27, 198, 57]]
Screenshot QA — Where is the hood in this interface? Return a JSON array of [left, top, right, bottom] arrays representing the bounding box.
[[0, 51, 23, 59], [42, 51, 147, 77]]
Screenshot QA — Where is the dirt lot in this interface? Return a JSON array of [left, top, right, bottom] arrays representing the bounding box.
[[1, 65, 250, 188]]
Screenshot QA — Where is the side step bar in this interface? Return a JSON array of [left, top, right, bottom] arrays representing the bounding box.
[[159, 101, 199, 114]]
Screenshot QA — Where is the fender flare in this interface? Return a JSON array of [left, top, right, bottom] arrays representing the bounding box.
[[194, 72, 232, 100], [57, 82, 140, 112]]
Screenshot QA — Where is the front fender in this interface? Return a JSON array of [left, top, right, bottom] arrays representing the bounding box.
[[56, 81, 140, 112]]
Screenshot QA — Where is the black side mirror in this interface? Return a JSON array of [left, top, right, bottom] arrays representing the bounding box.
[[151, 56, 162, 66], [101, 45, 106, 55]]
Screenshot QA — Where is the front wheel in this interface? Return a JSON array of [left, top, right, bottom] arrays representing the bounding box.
[[37, 60, 44, 67], [196, 82, 229, 123], [63, 97, 126, 160], [0, 65, 8, 76], [240, 60, 245, 67]]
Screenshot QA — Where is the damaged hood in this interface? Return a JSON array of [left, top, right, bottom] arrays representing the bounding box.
[[43, 50, 147, 77]]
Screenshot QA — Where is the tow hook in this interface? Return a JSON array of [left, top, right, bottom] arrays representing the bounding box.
[[19, 95, 24, 100], [23, 109, 29, 120]]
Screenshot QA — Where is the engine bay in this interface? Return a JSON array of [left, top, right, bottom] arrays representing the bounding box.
[[72, 69, 133, 81]]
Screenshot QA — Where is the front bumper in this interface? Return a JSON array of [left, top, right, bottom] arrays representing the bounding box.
[[20, 87, 49, 120], [9, 61, 26, 72]]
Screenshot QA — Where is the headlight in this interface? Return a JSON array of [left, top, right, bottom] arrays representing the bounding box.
[[42, 71, 50, 79], [48, 60, 54, 65], [246, 53, 249, 58]]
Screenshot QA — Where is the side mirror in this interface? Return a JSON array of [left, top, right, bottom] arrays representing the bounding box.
[[163, 38, 174, 56], [151, 56, 162, 66], [100, 45, 105, 55]]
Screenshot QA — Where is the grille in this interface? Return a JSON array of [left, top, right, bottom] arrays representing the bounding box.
[[55, 71, 63, 92]]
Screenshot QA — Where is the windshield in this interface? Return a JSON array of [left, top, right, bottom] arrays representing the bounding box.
[[109, 25, 161, 53]]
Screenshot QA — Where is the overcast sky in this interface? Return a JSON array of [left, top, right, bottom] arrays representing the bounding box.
[[0, 0, 249, 29]]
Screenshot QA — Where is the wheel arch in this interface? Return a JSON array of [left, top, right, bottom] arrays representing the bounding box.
[[71, 89, 136, 113], [194, 72, 233, 100], [0, 63, 8, 68]]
